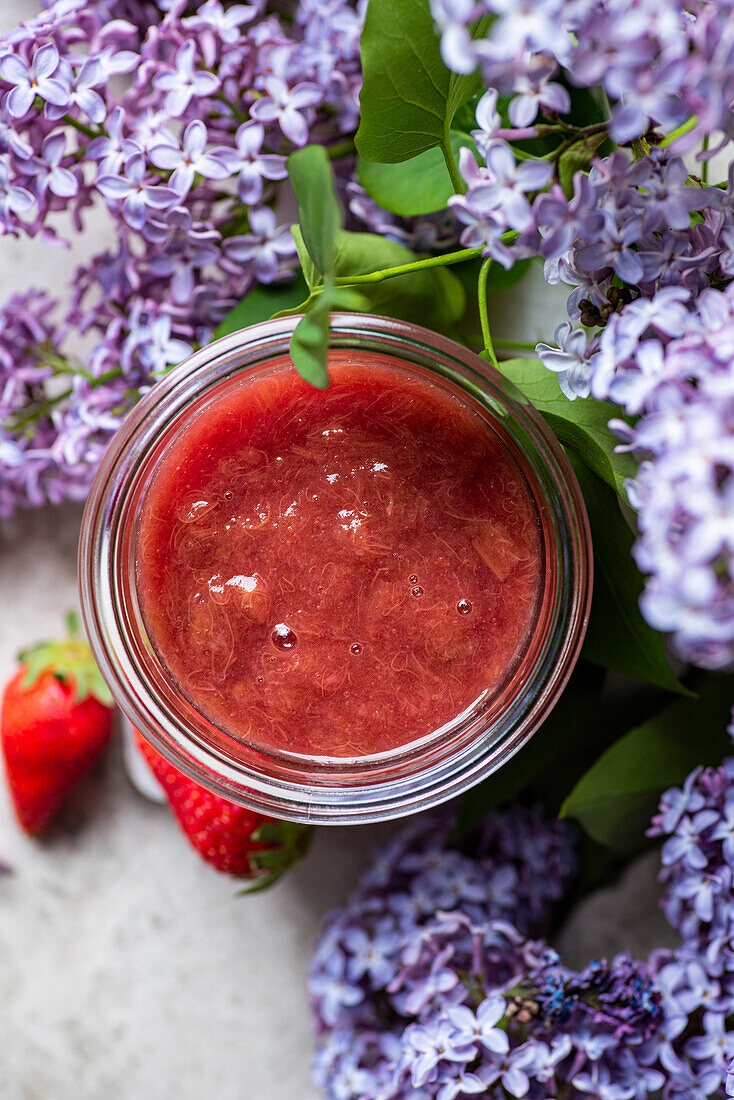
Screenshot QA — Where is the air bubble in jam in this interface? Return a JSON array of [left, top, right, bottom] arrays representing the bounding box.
[[136, 358, 543, 758], [271, 623, 298, 651]]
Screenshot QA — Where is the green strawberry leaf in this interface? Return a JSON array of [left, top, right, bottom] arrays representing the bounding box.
[[19, 612, 114, 707]]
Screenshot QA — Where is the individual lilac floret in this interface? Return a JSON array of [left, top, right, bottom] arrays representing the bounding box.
[[44, 57, 108, 125], [222, 121, 288, 205], [23, 132, 78, 201], [0, 160, 33, 231], [152, 40, 221, 116], [250, 75, 323, 146], [181, 0, 258, 45], [96, 153, 179, 230], [149, 120, 231, 197], [223, 205, 297, 283], [536, 322, 593, 400], [0, 43, 70, 118]]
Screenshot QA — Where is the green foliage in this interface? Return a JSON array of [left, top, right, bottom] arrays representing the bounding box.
[[457, 663, 606, 832], [289, 289, 332, 389], [332, 231, 465, 331], [214, 274, 309, 338], [357, 132, 477, 216], [574, 462, 690, 695], [499, 357, 636, 500], [356, 0, 485, 164], [561, 676, 734, 854], [288, 145, 342, 273]]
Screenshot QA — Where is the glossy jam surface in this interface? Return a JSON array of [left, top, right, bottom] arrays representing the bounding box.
[[136, 357, 543, 757]]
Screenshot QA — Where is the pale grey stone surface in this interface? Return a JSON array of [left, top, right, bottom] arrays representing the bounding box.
[[0, 3, 673, 1096]]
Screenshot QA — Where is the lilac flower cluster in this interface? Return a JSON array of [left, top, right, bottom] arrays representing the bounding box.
[[434, 2, 734, 671], [648, 759, 734, 1098], [309, 805, 672, 1100], [530, 155, 734, 669], [431, 0, 731, 148], [310, 781, 734, 1100], [0, 0, 365, 516]]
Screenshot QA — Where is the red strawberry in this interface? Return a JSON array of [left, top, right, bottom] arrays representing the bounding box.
[[136, 732, 312, 891], [1, 613, 114, 834]]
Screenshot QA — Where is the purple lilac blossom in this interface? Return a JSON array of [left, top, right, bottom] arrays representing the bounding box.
[[0, 0, 366, 514], [308, 804, 677, 1100]]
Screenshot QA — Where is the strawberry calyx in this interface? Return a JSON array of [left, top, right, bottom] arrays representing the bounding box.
[[18, 611, 114, 708], [239, 819, 314, 894]]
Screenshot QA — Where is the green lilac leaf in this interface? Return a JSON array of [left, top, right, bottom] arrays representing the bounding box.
[[291, 225, 322, 290], [357, 132, 478, 216], [332, 230, 465, 333], [457, 662, 606, 832], [290, 290, 331, 388], [288, 145, 342, 274], [356, 0, 478, 163], [214, 274, 309, 339], [574, 460, 690, 696], [499, 357, 636, 500], [560, 676, 734, 854]]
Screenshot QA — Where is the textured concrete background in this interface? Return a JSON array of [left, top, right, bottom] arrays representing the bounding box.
[[0, 4, 673, 1098]]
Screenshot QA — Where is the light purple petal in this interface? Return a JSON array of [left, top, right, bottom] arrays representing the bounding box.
[[42, 130, 67, 166], [289, 83, 323, 110], [614, 249, 644, 285], [8, 186, 33, 213], [76, 88, 106, 124], [39, 78, 72, 108], [280, 107, 308, 146], [49, 166, 78, 198], [122, 190, 146, 229], [171, 265, 194, 304], [236, 121, 264, 156], [250, 100, 280, 124], [96, 175, 132, 200], [184, 119, 207, 158], [0, 54, 29, 84], [169, 163, 196, 195], [6, 85, 35, 119], [192, 71, 220, 96], [33, 44, 60, 81], [164, 87, 193, 116], [517, 158, 552, 191], [197, 153, 231, 180]]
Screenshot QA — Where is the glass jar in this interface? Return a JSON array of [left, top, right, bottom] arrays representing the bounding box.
[[79, 314, 592, 824]]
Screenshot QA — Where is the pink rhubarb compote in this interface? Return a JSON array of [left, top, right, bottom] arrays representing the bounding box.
[[136, 356, 543, 759]]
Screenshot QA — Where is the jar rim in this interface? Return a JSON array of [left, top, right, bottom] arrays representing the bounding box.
[[79, 313, 592, 824]]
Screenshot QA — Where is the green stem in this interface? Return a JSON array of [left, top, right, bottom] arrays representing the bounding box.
[[333, 245, 486, 286], [477, 258, 499, 369], [442, 118, 465, 194], [63, 114, 102, 140], [660, 116, 698, 147], [543, 121, 610, 162], [702, 133, 710, 185]]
